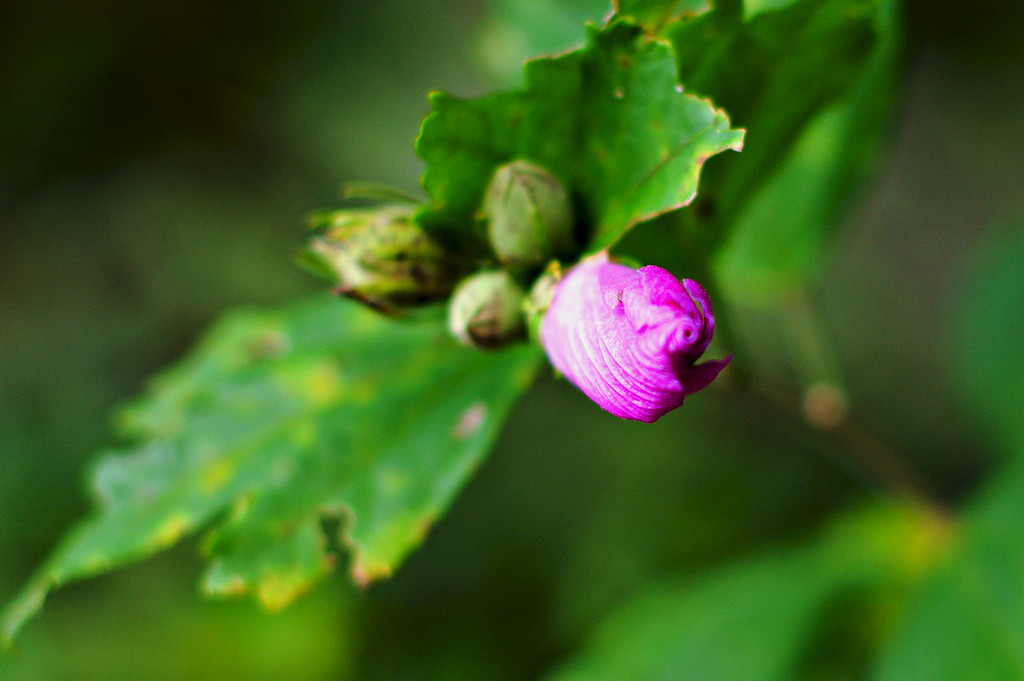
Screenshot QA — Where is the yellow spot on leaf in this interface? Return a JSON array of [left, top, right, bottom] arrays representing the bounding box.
[[206, 573, 247, 598], [153, 513, 191, 549], [201, 460, 235, 492], [414, 515, 436, 542], [228, 495, 252, 522], [258, 573, 309, 611], [306, 362, 344, 406]]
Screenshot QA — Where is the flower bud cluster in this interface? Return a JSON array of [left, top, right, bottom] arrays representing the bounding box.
[[447, 160, 574, 349], [304, 160, 575, 347], [303, 158, 730, 420]]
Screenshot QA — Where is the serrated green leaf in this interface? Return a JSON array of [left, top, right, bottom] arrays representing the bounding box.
[[545, 503, 949, 681], [416, 20, 743, 254], [202, 514, 330, 609], [613, 0, 712, 34], [415, 90, 528, 253], [1, 296, 541, 645], [671, 0, 893, 218]]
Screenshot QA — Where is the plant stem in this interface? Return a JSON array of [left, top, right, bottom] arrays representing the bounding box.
[[737, 379, 950, 518]]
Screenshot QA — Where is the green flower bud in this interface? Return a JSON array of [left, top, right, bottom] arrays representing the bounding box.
[[481, 160, 574, 267], [448, 270, 526, 348], [299, 205, 459, 315], [523, 263, 561, 342]]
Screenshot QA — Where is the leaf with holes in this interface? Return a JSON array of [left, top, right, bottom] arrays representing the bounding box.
[[1, 296, 541, 645]]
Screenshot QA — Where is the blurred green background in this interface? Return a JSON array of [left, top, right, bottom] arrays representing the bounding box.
[[2, 0, 1023, 678]]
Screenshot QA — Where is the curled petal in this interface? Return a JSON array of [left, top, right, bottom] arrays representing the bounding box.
[[541, 256, 730, 422]]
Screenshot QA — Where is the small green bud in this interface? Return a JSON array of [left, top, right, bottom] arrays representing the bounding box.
[[523, 263, 561, 342], [481, 160, 574, 267], [448, 270, 526, 348], [299, 205, 459, 315]]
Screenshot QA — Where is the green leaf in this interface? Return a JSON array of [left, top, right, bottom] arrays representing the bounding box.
[[743, 0, 802, 21], [667, 0, 901, 292], [956, 223, 1024, 451], [476, 0, 610, 85], [338, 182, 424, 205], [1, 296, 541, 645], [415, 90, 528, 253], [869, 460, 1024, 681], [545, 503, 949, 681], [712, 103, 848, 303], [870, 223, 1024, 679], [416, 20, 744, 254], [613, 0, 712, 34]]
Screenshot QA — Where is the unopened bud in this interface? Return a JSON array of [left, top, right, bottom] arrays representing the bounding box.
[[300, 205, 459, 314], [523, 264, 561, 342], [448, 270, 526, 348], [541, 255, 731, 422], [481, 160, 574, 267]]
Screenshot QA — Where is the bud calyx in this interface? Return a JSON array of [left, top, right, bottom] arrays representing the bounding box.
[[301, 205, 459, 314]]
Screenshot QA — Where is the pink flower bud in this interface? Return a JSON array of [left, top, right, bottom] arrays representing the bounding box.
[[541, 256, 731, 422]]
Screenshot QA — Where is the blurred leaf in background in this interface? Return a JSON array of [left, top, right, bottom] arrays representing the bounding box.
[[668, 0, 903, 304], [868, 222, 1024, 680], [474, 0, 610, 86], [955, 224, 1024, 454], [546, 502, 950, 681], [869, 462, 1024, 681]]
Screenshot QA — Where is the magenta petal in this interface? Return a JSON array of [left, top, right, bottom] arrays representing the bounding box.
[[541, 257, 730, 422], [677, 356, 732, 396]]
